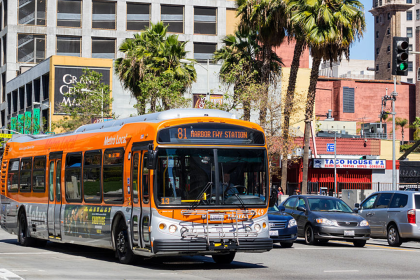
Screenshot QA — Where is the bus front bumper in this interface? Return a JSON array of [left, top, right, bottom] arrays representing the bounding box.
[[152, 238, 273, 254]]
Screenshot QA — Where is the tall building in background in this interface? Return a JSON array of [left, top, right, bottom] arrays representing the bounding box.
[[0, 0, 240, 127], [370, 0, 413, 82]]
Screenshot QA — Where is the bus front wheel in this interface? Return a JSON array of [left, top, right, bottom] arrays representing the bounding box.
[[212, 252, 236, 264], [18, 213, 34, 246], [115, 221, 135, 264]]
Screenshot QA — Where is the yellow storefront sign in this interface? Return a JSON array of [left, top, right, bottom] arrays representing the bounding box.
[[0, 134, 12, 138]]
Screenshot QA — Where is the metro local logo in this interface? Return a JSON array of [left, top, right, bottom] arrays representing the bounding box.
[[104, 134, 128, 146]]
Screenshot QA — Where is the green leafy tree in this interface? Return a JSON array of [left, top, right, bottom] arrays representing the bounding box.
[[115, 22, 196, 114], [396, 117, 408, 144], [55, 69, 113, 132], [300, 0, 365, 193], [411, 117, 420, 141]]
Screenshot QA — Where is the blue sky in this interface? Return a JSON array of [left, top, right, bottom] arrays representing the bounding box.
[[349, 0, 374, 60]]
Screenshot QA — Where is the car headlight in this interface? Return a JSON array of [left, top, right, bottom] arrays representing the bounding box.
[[254, 223, 262, 232], [288, 218, 297, 228], [359, 219, 369, 227], [316, 218, 338, 226]]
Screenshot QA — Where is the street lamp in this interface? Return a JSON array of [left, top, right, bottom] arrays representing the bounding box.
[[180, 58, 210, 102], [33, 101, 51, 132]]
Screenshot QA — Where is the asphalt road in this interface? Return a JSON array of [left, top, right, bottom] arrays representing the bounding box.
[[1, 229, 419, 280]]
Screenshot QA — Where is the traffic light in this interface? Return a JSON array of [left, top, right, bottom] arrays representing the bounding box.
[[392, 36, 409, 76]]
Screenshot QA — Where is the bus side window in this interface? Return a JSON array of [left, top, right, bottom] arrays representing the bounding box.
[[20, 158, 32, 192], [142, 153, 149, 204], [83, 150, 102, 203], [65, 153, 82, 202], [103, 148, 124, 204], [33, 156, 46, 192], [132, 153, 139, 204], [8, 159, 20, 192]]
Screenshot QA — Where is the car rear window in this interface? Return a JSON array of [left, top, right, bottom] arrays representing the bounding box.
[[415, 195, 420, 209], [389, 194, 408, 208]]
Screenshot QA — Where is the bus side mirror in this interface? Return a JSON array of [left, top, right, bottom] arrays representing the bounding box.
[[147, 149, 157, 170], [269, 188, 278, 207]]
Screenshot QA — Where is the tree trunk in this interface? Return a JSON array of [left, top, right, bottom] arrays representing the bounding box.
[[259, 45, 271, 130], [402, 127, 404, 144], [243, 100, 251, 121], [302, 57, 322, 194], [281, 39, 305, 194]]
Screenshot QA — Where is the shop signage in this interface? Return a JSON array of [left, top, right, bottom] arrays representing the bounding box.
[[54, 66, 110, 114], [313, 158, 386, 169]]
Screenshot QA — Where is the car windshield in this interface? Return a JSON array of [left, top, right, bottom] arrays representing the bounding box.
[[308, 198, 353, 213], [156, 148, 267, 207], [268, 205, 280, 211]]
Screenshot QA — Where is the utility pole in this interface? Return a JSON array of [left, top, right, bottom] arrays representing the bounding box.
[[334, 131, 337, 196]]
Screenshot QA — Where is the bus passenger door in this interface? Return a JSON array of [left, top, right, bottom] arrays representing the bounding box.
[[140, 152, 151, 249], [130, 152, 142, 248], [47, 155, 63, 239]]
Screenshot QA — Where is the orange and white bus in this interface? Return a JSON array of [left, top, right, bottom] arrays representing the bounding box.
[[0, 109, 272, 264]]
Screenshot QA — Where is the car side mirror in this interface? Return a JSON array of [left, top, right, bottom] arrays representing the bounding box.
[[147, 144, 157, 170], [296, 206, 306, 212], [354, 203, 360, 208], [278, 205, 285, 212]]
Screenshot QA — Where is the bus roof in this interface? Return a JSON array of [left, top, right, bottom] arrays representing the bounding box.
[[8, 109, 237, 143]]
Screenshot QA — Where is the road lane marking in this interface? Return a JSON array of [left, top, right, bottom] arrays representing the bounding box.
[[324, 270, 359, 273], [0, 252, 58, 255], [330, 241, 415, 251], [0, 269, 24, 280]]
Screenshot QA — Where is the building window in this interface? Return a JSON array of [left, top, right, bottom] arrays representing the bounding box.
[[376, 65, 379, 71], [57, 0, 82, 28], [407, 27, 413, 37], [407, 0, 413, 3], [376, 16, 379, 23], [161, 5, 184, 33], [126, 3, 150, 31], [387, 45, 391, 52], [17, 34, 45, 63], [343, 87, 355, 113], [376, 48, 379, 55], [387, 62, 391, 69], [376, 31, 379, 38], [92, 38, 115, 58], [194, 43, 216, 63], [18, 0, 46, 25], [417, 9, 420, 20], [387, 28, 390, 35], [57, 36, 81, 56], [407, 78, 413, 83], [388, 13, 391, 20], [408, 61, 413, 71], [409, 44, 413, 51], [407, 11, 412, 20], [92, 1, 116, 30], [194, 7, 217, 35]]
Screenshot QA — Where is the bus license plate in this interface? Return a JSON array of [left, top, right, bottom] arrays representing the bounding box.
[[344, 230, 355, 236], [210, 214, 225, 221], [269, 230, 278, 236]]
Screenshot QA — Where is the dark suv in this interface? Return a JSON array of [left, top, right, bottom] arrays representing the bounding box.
[[355, 190, 420, 247]]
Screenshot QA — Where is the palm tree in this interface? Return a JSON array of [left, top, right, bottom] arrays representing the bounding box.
[[237, 0, 287, 128], [300, 0, 365, 193], [115, 22, 196, 114], [396, 117, 408, 144]]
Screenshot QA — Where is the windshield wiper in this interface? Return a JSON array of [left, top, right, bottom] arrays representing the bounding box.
[[190, 182, 212, 209], [233, 193, 246, 209]]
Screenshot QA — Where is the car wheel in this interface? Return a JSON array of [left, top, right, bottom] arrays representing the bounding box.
[[280, 242, 293, 248], [304, 225, 315, 245], [387, 224, 402, 247], [212, 252, 236, 264], [353, 240, 366, 247]]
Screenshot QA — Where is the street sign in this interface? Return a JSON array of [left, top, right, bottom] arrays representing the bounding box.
[[0, 134, 12, 139], [327, 143, 335, 152]]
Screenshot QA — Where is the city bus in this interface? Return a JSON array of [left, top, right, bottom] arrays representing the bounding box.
[[0, 109, 272, 264]]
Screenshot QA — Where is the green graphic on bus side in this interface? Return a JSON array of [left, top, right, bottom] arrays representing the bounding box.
[[64, 205, 111, 238]]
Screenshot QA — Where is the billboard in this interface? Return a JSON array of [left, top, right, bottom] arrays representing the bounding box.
[[54, 66, 110, 114], [193, 94, 223, 109], [312, 158, 386, 169]]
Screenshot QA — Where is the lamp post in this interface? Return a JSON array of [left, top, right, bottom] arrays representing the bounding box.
[[33, 101, 51, 132], [180, 58, 210, 102]]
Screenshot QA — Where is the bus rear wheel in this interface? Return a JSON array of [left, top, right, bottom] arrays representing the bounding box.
[[115, 221, 135, 264], [212, 252, 236, 264], [18, 213, 34, 246]]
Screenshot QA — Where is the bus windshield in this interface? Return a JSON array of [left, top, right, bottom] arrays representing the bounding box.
[[156, 148, 267, 207]]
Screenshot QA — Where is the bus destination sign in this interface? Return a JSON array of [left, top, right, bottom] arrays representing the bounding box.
[[158, 123, 265, 145]]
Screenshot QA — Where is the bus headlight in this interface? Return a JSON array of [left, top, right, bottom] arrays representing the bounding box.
[[254, 223, 262, 232], [169, 225, 178, 233]]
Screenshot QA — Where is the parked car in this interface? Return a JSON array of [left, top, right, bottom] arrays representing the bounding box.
[[355, 190, 420, 247], [268, 205, 297, 248], [280, 195, 371, 247]]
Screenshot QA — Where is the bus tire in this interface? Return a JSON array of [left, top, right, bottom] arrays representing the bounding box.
[[18, 213, 34, 247], [212, 252, 236, 264], [115, 221, 135, 264]]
